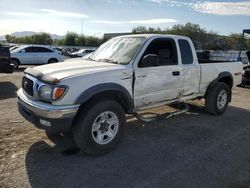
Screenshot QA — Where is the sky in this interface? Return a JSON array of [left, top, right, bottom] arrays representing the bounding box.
[[0, 0, 249, 37]]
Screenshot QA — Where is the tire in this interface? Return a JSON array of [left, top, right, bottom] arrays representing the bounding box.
[[205, 82, 230, 115], [48, 58, 58, 64], [11, 58, 20, 69], [73, 99, 125, 155]]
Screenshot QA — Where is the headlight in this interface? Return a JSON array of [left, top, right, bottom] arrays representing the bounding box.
[[242, 70, 245, 76], [38, 85, 67, 101]]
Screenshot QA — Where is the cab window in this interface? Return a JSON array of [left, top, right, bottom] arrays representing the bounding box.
[[139, 38, 178, 67], [178, 39, 194, 65]]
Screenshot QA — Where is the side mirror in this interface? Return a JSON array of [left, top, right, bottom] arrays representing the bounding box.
[[19, 50, 25, 53], [141, 54, 159, 67]]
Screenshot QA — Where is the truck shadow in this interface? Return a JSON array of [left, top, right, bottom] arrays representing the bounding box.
[[25, 105, 250, 188], [14, 67, 26, 72], [14, 65, 35, 72], [0, 81, 18, 100]]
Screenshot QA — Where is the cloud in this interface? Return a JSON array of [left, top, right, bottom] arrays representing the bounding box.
[[193, 1, 250, 16], [4, 11, 38, 17], [40, 9, 88, 18], [90, 18, 178, 24], [90, 20, 121, 24], [149, 0, 250, 16], [149, 0, 193, 7], [0, 19, 67, 35], [128, 18, 177, 24], [4, 9, 88, 18]]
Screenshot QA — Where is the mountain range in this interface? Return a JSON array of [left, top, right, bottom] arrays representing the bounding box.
[[0, 31, 63, 40]]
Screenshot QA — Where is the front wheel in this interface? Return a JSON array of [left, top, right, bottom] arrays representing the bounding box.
[[11, 58, 20, 69], [205, 82, 230, 115], [73, 100, 125, 155]]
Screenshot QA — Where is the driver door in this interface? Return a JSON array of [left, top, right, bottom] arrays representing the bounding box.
[[133, 38, 182, 109]]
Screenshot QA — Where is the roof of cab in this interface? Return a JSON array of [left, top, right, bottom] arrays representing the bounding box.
[[114, 34, 190, 40]]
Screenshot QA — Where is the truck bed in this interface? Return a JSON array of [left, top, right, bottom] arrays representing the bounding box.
[[198, 59, 234, 64], [199, 61, 243, 96]]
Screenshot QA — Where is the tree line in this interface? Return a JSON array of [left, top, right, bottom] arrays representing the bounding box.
[[5, 23, 250, 50], [5, 32, 104, 47], [131, 23, 250, 50]]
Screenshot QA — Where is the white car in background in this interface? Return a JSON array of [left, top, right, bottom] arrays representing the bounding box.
[[11, 45, 63, 69], [82, 52, 93, 59], [69, 49, 95, 58]]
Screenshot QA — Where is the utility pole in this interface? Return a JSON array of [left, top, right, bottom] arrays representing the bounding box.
[[81, 19, 83, 35]]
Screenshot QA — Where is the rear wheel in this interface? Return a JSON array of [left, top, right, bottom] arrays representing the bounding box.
[[73, 100, 125, 155], [48, 58, 58, 64], [205, 82, 230, 115], [11, 58, 20, 69]]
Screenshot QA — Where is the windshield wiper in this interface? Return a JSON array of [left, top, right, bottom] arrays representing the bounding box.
[[97, 58, 118, 64], [86, 57, 96, 61]]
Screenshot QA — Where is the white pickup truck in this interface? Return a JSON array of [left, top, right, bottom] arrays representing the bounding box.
[[17, 34, 243, 155]]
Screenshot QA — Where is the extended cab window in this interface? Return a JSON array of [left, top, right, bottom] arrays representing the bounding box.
[[178, 39, 194, 65], [139, 38, 178, 67]]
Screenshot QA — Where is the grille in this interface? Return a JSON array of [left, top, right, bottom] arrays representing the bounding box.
[[22, 77, 33, 96]]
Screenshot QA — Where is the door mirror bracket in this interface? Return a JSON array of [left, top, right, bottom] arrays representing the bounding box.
[[141, 54, 159, 67]]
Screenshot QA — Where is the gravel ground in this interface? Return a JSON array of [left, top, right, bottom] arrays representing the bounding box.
[[0, 69, 250, 188]]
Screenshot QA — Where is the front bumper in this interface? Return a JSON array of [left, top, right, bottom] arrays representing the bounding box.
[[17, 89, 79, 134]]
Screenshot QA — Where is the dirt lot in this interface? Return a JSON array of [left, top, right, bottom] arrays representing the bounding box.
[[0, 69, 250, 188]]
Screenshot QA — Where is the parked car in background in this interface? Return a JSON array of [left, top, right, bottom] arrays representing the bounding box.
[[52, 47, 63, 55], [82, 52, 93, 59], [0, 45, 14, 73], [10, 45, 63, 69], [242, 65, 250, 86], [64, 52, 93, 63], [9, 45, 20, 51], [69, 49, 95, 58], [62, 48, 78, 57]]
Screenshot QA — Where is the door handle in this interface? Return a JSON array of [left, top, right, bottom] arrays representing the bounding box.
[[137, 75, 147, 78], [172, 71, 180, 76]]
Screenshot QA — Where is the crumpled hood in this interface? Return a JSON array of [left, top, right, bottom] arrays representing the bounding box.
[[32, 58, 127, 80]]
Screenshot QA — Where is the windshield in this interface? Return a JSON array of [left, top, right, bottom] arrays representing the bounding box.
[[11, 46, 24, 53], [10, 46, 19, 51], [90, 37, 146, 65]]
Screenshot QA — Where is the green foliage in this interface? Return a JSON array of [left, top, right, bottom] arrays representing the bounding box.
[[5, 33, 53, 45], [62, 32, 102, 46], [132, 26, 148, 33], [85, 36, 102, 46], [76, 35, 86, 46], [4, 23, 250, 50], [246, 38, 250, 49], [132, 23, 249, 50], [63, 32, 78, 46]]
